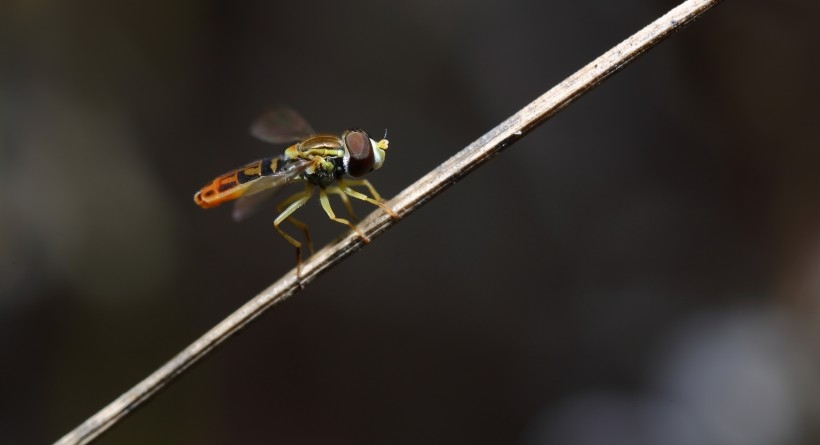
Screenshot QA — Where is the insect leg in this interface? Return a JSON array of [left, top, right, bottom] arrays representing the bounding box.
[[339, 179, 385, 201], [337, 179, 398, 218], [276, 186, 315, 254], [318, 189, 369, 243], [274, 184, 314, 277], [325, 186, 358, 220]]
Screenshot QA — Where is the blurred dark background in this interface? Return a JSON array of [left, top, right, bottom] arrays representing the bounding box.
[[2, 0, 819, 444]]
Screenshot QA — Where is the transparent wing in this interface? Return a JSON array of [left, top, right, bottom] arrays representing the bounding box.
[[232, 159, 311, 221], [231, 181, 287, 222], [250, 106, 315, 144]]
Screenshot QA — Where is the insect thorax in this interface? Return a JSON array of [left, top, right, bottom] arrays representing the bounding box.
[[304, 156, 345, 188]]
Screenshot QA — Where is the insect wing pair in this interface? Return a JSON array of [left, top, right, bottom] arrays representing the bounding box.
[[234, 107, 319, 221]]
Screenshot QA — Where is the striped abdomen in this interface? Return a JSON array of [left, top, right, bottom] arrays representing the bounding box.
[[194, 155, 289, 208]]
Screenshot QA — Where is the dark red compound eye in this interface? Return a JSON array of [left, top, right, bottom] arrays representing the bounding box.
[[345, 130, 374, 177]]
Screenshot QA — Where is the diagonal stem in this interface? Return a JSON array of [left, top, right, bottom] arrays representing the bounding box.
[[54, 0, 724, 443]]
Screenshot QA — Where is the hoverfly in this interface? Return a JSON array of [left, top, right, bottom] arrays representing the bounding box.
[[194, 106, 396, 277]]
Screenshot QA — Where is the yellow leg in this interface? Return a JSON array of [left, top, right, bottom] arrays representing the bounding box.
[[274, 184, 314, 277], [276, 185, 315, 255], [337, 179, 397, 217], [325, 186, 358, 220], [318, 189, 369, 243], [340, 179, 384, 201]]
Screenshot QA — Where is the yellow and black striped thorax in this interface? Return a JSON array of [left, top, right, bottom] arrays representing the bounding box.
[[285, 134, 347, 187]]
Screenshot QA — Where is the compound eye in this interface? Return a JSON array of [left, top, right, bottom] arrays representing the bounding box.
[[345, 130, 375, 177]]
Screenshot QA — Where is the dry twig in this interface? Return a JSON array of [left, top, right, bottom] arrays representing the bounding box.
[[55, 0, 723, 443]]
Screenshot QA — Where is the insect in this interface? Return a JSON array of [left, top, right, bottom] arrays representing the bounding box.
[[194, 107, 396, 278]]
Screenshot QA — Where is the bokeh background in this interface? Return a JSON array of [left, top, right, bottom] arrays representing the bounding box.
[[2, 0, 819, 443]]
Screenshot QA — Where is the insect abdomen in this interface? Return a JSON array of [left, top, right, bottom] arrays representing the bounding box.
[[194, 155, 287, 208]]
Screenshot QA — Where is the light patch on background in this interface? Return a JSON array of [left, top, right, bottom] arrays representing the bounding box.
[[524, 305, 820, 445], [1, 85, 179, 307]]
